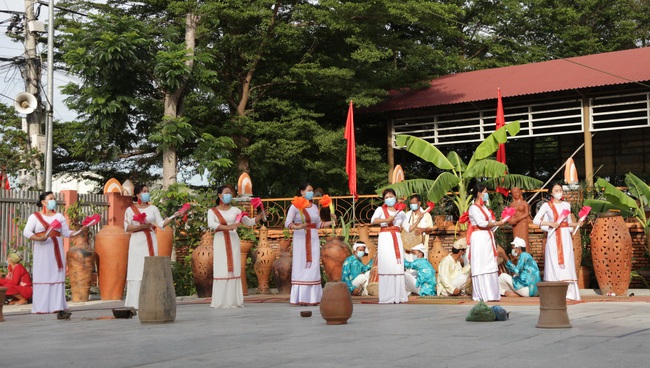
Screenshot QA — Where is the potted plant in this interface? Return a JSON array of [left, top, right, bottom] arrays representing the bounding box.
[[278, 227, 292, 251]]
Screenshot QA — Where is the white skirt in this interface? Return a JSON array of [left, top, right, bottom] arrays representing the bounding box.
[[472, 272, 500, 302]]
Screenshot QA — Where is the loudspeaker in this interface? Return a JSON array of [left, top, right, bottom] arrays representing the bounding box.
[[14, 92, 38, 114]]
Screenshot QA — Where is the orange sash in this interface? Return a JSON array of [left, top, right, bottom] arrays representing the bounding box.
[[303, 209, 317, 267], [548, 201, 568, 267], [212, 208, 235, 274], [33, 212, 63, 270], [381, 205, 402, 264], [131, 206, 154, 257]]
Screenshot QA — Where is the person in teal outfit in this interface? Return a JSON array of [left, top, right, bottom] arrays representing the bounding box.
[[404, 244, 436, 296], [342, 243, 373, 295], [498, 237, 541, 297]]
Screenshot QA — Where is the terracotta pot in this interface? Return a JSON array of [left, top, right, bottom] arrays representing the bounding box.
[[240, 240, 254, 295], [272, 240, 292, 294], [428, 236, 447, 273], [536, 281, 572, 328], [578, 266, 591, 289], [254, 226, 274, 294], [94, 225, 130, 300], [138, 256, 176, 324], [571, 214, 582, 271], [434, 215, 446, 227], [156, 226, 174, 257], [321, 237, 351, 282], [590, 212, 633, 296], [191, 232, 214, 298], [66, 244, 96, 302], [320, 282, 353, 325]]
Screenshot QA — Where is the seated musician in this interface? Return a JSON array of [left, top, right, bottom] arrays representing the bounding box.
[[342, 243, 373, 296], [436, 239, 472, 296], [404, 244, 436, 296], [498, 237, 541, 297]]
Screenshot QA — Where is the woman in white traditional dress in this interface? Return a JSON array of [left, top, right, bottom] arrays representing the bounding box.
[[533, 182, 582, 300], [208, 185, 263, 308], [124, 184, 176, 309], [468, 184, 505, 302], [285, 182, 334, 306], [23, 191, 73, 313], [370, 188, 408, 304]]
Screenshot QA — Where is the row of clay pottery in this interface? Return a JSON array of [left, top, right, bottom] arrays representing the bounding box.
[[66, 228, 95, 302], [272, 238, 292, 294], [321, 237, 351, 282], [139, 256, 176, 324], [320, 282, 353, 325], [428, 236, 447, 274], [191, 232, 214, 298], [94, 224, 130, 300], [590, 212, 633, 295], [254, 226, 275, 294]]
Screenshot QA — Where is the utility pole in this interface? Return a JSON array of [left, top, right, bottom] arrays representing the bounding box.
[[24, 0, 44, 189]]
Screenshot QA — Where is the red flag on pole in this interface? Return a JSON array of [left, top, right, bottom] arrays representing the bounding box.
[[0, 170, 10, 190], [495, 89, 508, 197], [344, 100, 357, 198]]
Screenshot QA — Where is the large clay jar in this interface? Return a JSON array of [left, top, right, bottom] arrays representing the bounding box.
[[254, 226, 274, 294], [67, 229, 95, 302], [590, 212, 633, 295], [321, 237, 351, 282], [571, 214, 582, 271], [191, 232, 214, 298], [94, 225, 130, 300], [138, 256, 176, 324], [156, 226, 174, 257], [320, 282, 353, 325], [240, 240, 254, 295], [428, 237, 447, 273], [272, 238, 292, 294]]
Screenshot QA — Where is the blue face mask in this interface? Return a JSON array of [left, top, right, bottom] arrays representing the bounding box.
[[46, 199, 57, 210], [140, 193, 151, 203], [384, 197, 396, 207], [222, 193, 232, 204], [482, 192, 489, 203], [304, 191, 314, 200], [410, 204, 419, 211], [356, 251, 366, 258]]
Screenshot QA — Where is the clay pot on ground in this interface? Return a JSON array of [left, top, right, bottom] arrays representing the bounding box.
[[156, 226, 174, 257], [321, 237, 351, 282], [428, 236, 447, 273], [240, 240, 254, 295], [272, 238, 292, 294], [94, 225, 130, 300], [67, 228, 96, 302], [590, 212, 633, 296], [320, 282, 353, 325], [254, 226, 274, 294], [191, 232, 214, 298]]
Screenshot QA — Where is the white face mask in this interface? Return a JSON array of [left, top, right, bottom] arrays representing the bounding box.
[[356, 251, 365, 258], [552, 192, 563, 200], [511, 249, 518, 257]]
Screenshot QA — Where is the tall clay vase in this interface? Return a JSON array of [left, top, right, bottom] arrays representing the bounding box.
[[156, 226, 174, 257], [192, 232, 214, 298], [428, 237, 447, 273], [320, 282, 353, 325], [571, 214, 583, 271], [67, 229, 95, 302], [254, 226, 274, 294], [138, 256, 176, 324], [240, 240, 254, 296], [590, 212, 633, 295], [321, 237, 351, 282], [272, 239, 293, 294], [94, 225, 130, 300]]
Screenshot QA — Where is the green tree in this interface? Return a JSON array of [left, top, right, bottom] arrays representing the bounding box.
[[0, 103, 41, 189]]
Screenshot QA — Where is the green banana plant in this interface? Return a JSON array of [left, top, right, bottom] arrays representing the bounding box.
[[584, 173, 650, 251], [377, 121, 542, 219]]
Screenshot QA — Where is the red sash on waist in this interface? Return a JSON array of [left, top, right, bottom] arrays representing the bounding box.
[[303, 210, 317, 267], [212, 208, 235, 274], [381, 205, 402, 264], [34, 212, 63, 270], [548, 201, 568, 267], [131, 205, 155, 256], [467, 204, 497, 261]]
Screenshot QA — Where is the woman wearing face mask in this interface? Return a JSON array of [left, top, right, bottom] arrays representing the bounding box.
[[208, 185, 264, 308], [285, 182, 334, 305], [23, 191, 73, 313], [124, 184, 177, 309], [370, 188, 408, 304], [467, 184, 505, 302], [533, 182, 582, 300]]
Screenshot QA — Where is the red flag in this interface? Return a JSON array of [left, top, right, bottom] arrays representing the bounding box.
[[495, 89, 508, 197], [0, 171, 10, 190], [344, 100, 357, 198]]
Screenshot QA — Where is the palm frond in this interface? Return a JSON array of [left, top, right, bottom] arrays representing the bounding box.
[[376, 179, 435, 199], [446, 151, 466, 173], [464, 159, 508, 179], [395, 135, 454, 170], [583, 199, 635, 219], [625, 173, 650, 208], [468, 121, 520, 167], [483, 174, 543, 190], [593, 177, 643, 223], [427, 172, 461, 203]]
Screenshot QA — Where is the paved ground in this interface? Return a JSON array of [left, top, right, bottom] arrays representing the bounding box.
[[2, 292, 649, 368]]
